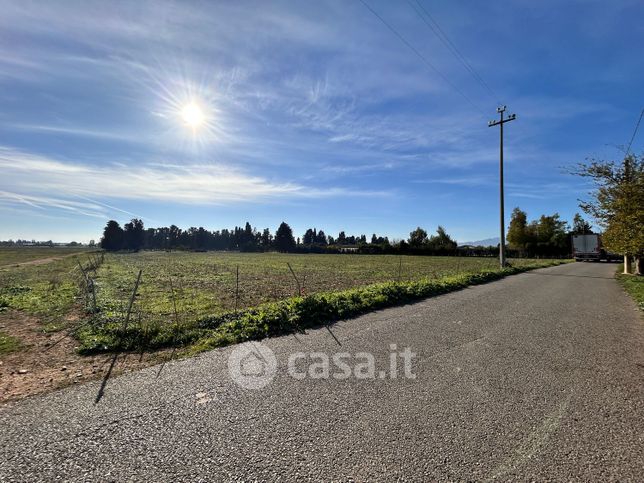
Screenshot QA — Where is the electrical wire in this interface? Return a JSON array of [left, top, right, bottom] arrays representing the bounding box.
[[407, 0, 502, 105], [625, 108, 643, 156], [358, 0, 486, 117]]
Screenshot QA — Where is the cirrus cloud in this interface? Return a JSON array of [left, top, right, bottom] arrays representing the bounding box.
[[0, 147, 388, 216]]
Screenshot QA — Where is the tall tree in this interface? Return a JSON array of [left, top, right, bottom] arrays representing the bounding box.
[[534, 214, 569, 254], [195, 227, 208, 250], [274, 222, 296, 252], [123, 218, 145, 251], [574, 154, 644, 273], [100, 220, 124, 251], [303, 228, 315, 245], [316, 230, 327, 245], [507, 207, 529, 250], [261, 228, 272, 248], [243, 222, 254, 246], [408, 227, 428, 247], [428, 226, 457, 250], [571, 213, 593, 235], [168, 225, 181, 250]]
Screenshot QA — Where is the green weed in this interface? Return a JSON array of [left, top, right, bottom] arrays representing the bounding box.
[[0, 331, 22, 355], [617, 267, 644, 311]]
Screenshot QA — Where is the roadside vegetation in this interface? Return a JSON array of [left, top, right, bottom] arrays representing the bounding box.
[[507, 209, 594, 257], [0, 330, 22, 355], [572, 152, 643, 274], [616, 267, 644, 311]]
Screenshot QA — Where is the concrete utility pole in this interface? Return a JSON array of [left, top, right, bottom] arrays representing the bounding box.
[[488, 106, 516, 268]]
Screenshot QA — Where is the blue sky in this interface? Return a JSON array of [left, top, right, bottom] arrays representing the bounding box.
[[0, 0, 642, 243]]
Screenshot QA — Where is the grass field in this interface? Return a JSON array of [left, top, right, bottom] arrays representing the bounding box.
[[93, 252, 549, 320], [0, 249, 568, 353], [0, 246, 90, 267]]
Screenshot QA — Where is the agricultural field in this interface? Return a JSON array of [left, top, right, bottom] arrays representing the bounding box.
[[0, 250, 565, 333], [0, 251, 90, 330], [0, 246, 91, 267], [93, 251, 542, 322]]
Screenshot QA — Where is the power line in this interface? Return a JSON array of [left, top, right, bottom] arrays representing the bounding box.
[[625, 108, 643, 156], [358, 0, 486, 116], [407, 0, 501, 104]]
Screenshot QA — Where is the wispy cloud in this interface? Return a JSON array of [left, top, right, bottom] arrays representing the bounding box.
[[411, 175, 493, 186], [7, 123, 142, 143], [0, 147, 388, 217], [321, 161, 397, 174], [506, 181, 592, 200], [0, 191, 107, 219]]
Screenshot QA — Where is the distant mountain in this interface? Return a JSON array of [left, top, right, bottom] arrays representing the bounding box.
[[459, 237, 500, 247]]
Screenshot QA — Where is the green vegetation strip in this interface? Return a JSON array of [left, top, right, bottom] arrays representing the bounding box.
[[0, 331, 22, 355], [77, 260, 568, 354], [616, 268, 644, 312]]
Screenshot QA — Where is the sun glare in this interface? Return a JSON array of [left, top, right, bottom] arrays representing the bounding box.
[[181, 102, 205, 127]]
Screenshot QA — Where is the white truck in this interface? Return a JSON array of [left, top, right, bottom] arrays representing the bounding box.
[[572, 234, 604, 261]]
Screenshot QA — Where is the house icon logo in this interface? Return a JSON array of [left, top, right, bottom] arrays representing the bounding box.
[[228, 342, 277, 389]]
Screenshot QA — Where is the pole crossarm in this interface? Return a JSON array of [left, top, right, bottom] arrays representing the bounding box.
[[488, 114, 516, 127]]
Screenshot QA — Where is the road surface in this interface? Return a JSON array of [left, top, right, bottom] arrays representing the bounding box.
[[1, 262, 642, 481]]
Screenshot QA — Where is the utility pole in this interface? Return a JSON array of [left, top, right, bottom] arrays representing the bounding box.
[[488, 106, 516, 268]]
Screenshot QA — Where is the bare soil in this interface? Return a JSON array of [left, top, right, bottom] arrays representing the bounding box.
[[0, 309, 169, 406]]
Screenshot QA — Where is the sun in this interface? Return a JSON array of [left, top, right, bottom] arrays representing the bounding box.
[[181, 102, 205, 127]]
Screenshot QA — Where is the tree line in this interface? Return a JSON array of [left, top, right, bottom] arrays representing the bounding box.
[[506, 209, 593, 257], [99, 210, 597, 258], [99, 219, 466, 255]]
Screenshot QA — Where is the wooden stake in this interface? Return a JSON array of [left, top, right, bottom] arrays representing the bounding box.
[[89, 277, 97, 312], [234, 265, 240, 311], [287, 262, 301, 295], [169, 278, 180, 326], [122, 269, 142, 331]]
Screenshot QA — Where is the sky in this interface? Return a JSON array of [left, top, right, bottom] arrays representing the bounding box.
[[0, 0, 642, 244]]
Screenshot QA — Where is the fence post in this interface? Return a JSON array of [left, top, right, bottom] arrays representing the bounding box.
[[122, 269, 143, 331], [234, 265, 240, 311], [286, 262, 302, 295]]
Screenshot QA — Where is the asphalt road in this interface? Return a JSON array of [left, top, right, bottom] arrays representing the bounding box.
[[1, 262, 642, 481]]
